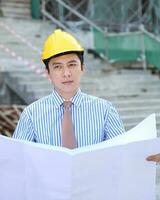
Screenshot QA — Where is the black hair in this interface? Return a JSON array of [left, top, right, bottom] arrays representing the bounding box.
[[43, 51, 84, 72]]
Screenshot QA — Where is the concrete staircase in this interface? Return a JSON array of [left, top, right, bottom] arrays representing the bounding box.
[[0, 0, 31, 19]]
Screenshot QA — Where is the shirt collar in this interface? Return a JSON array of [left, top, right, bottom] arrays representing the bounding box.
[[52, 89, 83, 108], [51, 90, 64, 108], [71, 89, 83, 108]]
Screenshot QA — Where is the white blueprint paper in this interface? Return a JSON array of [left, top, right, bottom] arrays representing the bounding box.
[[0, 114, 159, 200]]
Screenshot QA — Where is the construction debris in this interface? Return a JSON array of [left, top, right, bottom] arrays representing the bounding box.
[[0, 105, 25, 137]]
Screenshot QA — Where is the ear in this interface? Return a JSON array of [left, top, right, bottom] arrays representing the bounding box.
[[81, 64, 85, 73], [45, 69, 51, 81]]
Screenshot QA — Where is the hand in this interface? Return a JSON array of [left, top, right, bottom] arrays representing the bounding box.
[[146, 153, 160, 162]]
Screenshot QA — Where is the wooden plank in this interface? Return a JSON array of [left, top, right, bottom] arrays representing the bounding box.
[[0, 105, 25, 136], [0, 110, 16, 128], [13, 104, 22, 116]]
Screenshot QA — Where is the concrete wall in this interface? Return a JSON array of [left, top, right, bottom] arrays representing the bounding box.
[[0, 72, 26, 105]]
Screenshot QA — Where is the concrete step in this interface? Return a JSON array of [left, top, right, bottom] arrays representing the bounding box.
[[83, 90, 160, 100], [4, 75, 50, 104], [2, 0, 30, 2], [82, 84, 160, 93], [121, 113, 160, 124], [113, 99, 160, 108], [0, 50, 41, 68], [81, 75, 160, 86], [1, 1, 31, 19], [6, 67, 41, 74], [102, 76, 159, 84], [9, 68, 44, 74], [119, 105, 160, 115], [9, 73, 46, 81], [0, 20, 54, 43], [29, 89, 53, 100], [98, 72, 159, 80], [0, 39, 41, 53], [81, 76, 160, 85], [1, 9, 31, 20], [1, 2, 30, 9], [92, 91, 160, 99], [21, 81, 52, 91]]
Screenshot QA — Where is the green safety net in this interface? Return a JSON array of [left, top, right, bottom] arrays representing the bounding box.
[[93, 28, 160, 69], [107, 32, 142, 62], [144, 32, 160, 69]]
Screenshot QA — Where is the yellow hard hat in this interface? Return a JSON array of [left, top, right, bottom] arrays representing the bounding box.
[[41, 29, 84, 61]]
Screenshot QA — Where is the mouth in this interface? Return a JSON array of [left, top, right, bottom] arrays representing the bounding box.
[[62, 80, 73, 85]]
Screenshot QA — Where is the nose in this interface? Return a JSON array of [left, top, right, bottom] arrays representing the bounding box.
[[63, 67, 71, 77]]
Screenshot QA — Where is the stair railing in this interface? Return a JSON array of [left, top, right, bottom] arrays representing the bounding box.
[[41, 0, 104, 33]]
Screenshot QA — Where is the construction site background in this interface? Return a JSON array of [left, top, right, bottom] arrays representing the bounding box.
[[0, 0, 160, 198]]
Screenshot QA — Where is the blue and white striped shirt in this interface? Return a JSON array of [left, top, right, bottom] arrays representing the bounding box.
[[13, 89, 125, 147]]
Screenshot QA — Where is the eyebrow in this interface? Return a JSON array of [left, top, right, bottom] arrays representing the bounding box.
[[67, 60, 78, 63], [51, 62, 62, 65], [52, 60, 78, 65]]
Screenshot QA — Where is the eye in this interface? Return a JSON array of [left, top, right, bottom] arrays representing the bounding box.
[[68, 63, 78, 68], [53, 65, 62, 69]]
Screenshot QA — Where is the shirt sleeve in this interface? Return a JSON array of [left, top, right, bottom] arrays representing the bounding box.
[[104, 103, 125, 140], [12, 108, 35, 141]]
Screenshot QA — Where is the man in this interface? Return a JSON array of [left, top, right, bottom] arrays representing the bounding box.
[[13, 29, 125, 149]]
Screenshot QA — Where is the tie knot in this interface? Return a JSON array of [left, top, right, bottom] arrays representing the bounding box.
[[63, 101, 72, 110]]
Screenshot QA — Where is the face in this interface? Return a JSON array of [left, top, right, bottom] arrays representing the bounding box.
[[46, 53, 84, 100]]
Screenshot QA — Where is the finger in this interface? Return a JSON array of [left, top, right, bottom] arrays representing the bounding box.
[[146, 154, 160, 162], [146, 155, 156, 161]]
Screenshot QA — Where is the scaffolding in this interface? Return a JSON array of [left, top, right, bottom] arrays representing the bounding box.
[[41, 0, 160, 34], [88, 0, 160, 34]]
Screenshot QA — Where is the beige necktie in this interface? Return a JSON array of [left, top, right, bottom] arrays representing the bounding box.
[[61, 101, 77, 149]]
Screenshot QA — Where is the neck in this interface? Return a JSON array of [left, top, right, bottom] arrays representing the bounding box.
[[55, 88, 79, 100], [63, 92, 76, 101]]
